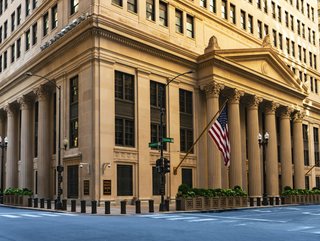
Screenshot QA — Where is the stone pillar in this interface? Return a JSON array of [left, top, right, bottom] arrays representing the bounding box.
[[264, 102, 279, 197], [17, 96, 34, 190], [228, 89, 243, 189], [293, 111, 305, 189], [280, 107, 293, 190], [34, 86, 51, 198], [204, 82, 223, 188], [0, 112, 6, 190], [247, 96, 262, 197], [4, 104, 19, 188]]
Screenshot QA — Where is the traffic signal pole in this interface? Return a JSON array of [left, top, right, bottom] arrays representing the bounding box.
[[159, 85, 166, 211]]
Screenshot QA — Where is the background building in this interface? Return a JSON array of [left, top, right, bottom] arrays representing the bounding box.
[[0, 0, 320, 203]]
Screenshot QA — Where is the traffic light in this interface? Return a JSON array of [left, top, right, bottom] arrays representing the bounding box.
[[164, 158, 170, 173], [156, 158, 163, 173]]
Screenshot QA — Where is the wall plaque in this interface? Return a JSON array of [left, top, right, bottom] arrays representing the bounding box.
[[103, 180, 111, 195], [83, 180, 90, 196]]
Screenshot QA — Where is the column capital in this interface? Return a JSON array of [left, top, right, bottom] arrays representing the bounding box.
[[293, 111, 305, 123], [228, 89, 244, 104], [203, 82, 224, 99], [247, 95, 263, 110], [17, 95, 35, 110], [265, 101, 279, 114], [33, 85, 51, 101], [4, 103, 19, 117], [280, 106, 294, 119]]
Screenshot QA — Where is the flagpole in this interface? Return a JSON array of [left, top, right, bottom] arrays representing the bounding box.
[[173, 99, 229, 175]]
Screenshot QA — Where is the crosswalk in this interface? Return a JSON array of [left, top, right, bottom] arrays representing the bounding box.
[[0, 212, 77, 219]]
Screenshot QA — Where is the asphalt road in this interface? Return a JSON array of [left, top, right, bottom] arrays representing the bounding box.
[[0, 205, 320, 241]]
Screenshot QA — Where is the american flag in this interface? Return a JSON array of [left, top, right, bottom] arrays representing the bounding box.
[[208, 106, 230, 166]]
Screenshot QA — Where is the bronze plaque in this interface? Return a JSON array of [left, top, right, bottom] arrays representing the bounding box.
[[103, 180, 112, 195], [83, 180, 90, 195]]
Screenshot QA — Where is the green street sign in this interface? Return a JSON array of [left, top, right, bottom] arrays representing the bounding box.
[[149, 142, 160, 148], [162, 137, 174, 143]]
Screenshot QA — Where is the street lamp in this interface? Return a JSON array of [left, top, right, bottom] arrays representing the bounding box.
[[0, 136, 8, 204], [158, 70, 194, 212], [26, 72, 64, 210], [258, 132, 269, 206]]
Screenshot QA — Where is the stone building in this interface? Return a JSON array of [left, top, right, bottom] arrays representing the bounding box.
[[0, 0, 319, 203]]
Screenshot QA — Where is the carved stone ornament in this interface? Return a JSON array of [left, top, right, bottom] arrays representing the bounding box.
[[247, 95, 263, 109], [228, 89, 244, 104], [262, 34, 272, 48], [204, 82, 224, 99], [293, 111, 305, 122], [265, 101, 280, 114], [17, 96, 34, 110], [33, 85, 50, 101], [204, 35, 221, 54], [280, 106, 294, 119], [4, 103, 18, 117]]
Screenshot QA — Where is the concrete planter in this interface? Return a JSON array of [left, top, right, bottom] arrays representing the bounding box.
[[3, 195, 30, 206]]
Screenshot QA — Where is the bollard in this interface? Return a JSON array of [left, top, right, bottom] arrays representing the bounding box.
[[165, 199, 170, 211], [46, 199, 51, 209], [281, 196, 285, 205], [257, 197, 261, 206], [40, 198, 45, 208], [71, 200, 76, 212], [269, 197, 274, 206], [135, 200, 141, 214], [0, 196, 3, 204], [28, 197, 32, 207], [120, 200, 126, 214], [33, 198, 38, 208], [176, 199, 181, 211], [275, 197, 280, 205], [54, 199, 57, 210], [148, 200, 154, 213], [81, 200, 86, 213], [62, 199, 67, 210], [91, 200, 97, 214], [105, 201, 111, 214], [249, 197, 254, 207]]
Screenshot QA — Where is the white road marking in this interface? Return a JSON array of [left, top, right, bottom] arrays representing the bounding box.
[[0, 214, 20, 218], [187, 218, 217, 222], [166, 217, 198, 221], [40, 213, 60, 217], [149, 215, 180, 219], [20, 214, 42, 218], [288, 226, 314, 231], [199, 214, 287, 223]]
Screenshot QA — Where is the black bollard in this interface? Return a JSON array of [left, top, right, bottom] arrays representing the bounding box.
[[91, 200, 97, 214], [46, 199, 51, 209], [54, 199, 57, 210], [40, 198, 45, 208], [176, 199, 181, 211], [71, 200, 76, 212], [275, 197, 280, 205], [120, 200, 126, 214], [249, 197, 254, 207], [135, 200, 141, 214], [62, 199, 67, 210], [33, 198, 38, 208], [149, 200, 154, 213], [165, 199, 170, 211], [269, 197, 274, 206], [257, 197, 261, 206], [81, 200, 86, 213], [281, 196, 285, 205], [28, 197, 32, 207], [105, 201, 111, 214]]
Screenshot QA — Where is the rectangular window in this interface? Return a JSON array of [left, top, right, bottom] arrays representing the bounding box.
[[17, 5, 21, 26], [175, 9, 183, 33], [309, 51, 312, 67], [186, 15, 194, 38], [315, 79, 318, 94], [4, 20, 7, 39], [34, 101, 38, 157], [290, 15, 294, 31], [311, 7, 314, 21], [152, 167, 161, 195], [240, 10, 246, 30], [302, 23, 305, 38], [316, 176, 320, 187], [32, 0, 37, 9], [51, 4, 58, 29], [307, 3, 310, 18], [0, 0, 2, 15], [11, 43, 14, 63], [278, 33, 282, 50], [32, 22, 37, 45], [303, 48, 306, 63], [209, 0, 216, 13], [16, 37, 21, 58], [285, 11, 289, 27], [26, 0, 30, 17], [159, 1, 168, 27], [291, 41, 295, 57], [263, 0, 267, 13], [112, 0, 123, 6], [221, 0, 227, 19], [272, 29, 277, 47], [312, 31, 315, 45], [70, 0, 79, 15], [69, 76, 79, 148], [127, 0, 137, 13], [264, 24, 268, 36], [0, 26, 2, 43], [182, 168, 193, 188], [200, 0, 207, 8], [11, 12, 15, 32], [305, 176, 310, 189], [115, 71, 135, 147], [248, 15, 253, 33], [298, 45, 301, 61], [146, 0, 155, 21], [271, 1, 276, 18], [277, 6, 281, 22], [43, 12, 49, 36], [303, 124, 309, 166], [117, 165, 133, 196], [3, 51, 6, 70], [257, 0, 261, 9], [297, 20, 300, 35], [257, 20, 262, 39], [0, 55, 2, 72], [230, 4, 236, 24], [180, 89, 193, 153], [314, 55, 317, 70], [25, 29, 30, 51], [310, 77, 314, 92]]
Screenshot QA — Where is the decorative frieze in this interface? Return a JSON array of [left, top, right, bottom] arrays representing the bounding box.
[[114, 149, 138, 163]]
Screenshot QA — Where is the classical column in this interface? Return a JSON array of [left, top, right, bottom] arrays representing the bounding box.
[[280, 107, 293, 190], [17, 96, 34, 190], [34, 86, 51, 198], [264, 102, 279, 197], [228, 89, 243, 189], [247, 96, 262, 197], [204, 82, 224, 188], [293, 111, 305, 189], [4, 104, 19, 188]]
